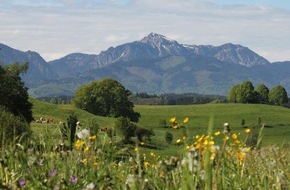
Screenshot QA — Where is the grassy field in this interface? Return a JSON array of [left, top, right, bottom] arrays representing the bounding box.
[[30, 98, 290, 156], [1, 99, 289, 189]]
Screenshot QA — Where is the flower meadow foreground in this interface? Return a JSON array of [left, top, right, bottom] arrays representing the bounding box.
[[0, 118, 289, 190]]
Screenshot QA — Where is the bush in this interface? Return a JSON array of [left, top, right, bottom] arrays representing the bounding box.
[[0, 107, 30, 147]]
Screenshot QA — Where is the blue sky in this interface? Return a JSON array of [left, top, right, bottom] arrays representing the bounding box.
[[1, 0, 290, 62]]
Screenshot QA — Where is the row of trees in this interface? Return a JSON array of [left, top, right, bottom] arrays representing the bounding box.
[[228, 81, 288, 105]]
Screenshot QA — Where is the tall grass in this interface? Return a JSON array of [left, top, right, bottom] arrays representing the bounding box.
[[1, 118, 289, 189]]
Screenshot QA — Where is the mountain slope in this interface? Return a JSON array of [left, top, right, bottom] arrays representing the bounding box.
[[1, 33, 290, 97], [0, 43, 58, 86]]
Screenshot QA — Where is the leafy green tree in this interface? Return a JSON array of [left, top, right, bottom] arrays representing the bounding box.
[[268, 85, 288, 105], [0, 63, 33, 123], [255, 84, 269, 103], [227, 84, 240, 103], [74, 78, 140, 122], [236, 81, 256, 103]]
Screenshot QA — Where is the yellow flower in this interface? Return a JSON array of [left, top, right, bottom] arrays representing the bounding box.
[[140, 142, 145, 145], [172, 125, 178, 129], [150, 151, 155, 157], [83, 146, 89, 153], [183, 117, 189, 124], [93, 162, 98, 167], [176, 139, 181, 143], [75, 140, 85, 150], [82, 158, 87, 165], [223, 136, 229, 141], [245, 128, 251, 134], [232, 133, 238, 140], [170, 117, 176, 123], [214, 131, 221, 136], [89, 135, 96, 140]]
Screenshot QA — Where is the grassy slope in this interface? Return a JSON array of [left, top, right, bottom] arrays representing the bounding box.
[[30, 98, 290, 155]]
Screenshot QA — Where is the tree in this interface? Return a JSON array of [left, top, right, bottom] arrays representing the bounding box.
[[236, 81, 256, 103], [255, 84, 269, 103], [73, 78, 140, 122], [227, 84, 240, 103], [0, 63, 33, 123], [268, 85, 288, 105]]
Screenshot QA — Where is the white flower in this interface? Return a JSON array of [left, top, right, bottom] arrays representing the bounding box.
[[77, 129, 89, 139], [85, 182, 95, 190]]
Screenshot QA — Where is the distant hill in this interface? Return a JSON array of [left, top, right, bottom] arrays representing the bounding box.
[[1, 33, 290, 97]]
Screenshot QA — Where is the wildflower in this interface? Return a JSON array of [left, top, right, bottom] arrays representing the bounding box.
[[223, 136, 229, 141], [70, 175, 77, 183], [93, 162, 98, 167], [48, 169, 57, 178], [88, 135, 96, 140], [223, 123, 231, 134], [140, 142, 145, 145], [85, 182, 95, 190], [83, 146, 89, 153], [169, 117, 176, 123], [176, 139, 181, 143], [245, 128, 251, 134], [183, 117, 189, 124], [172, 125, 178, 129], [75, 140, 85, 150], [214, 131, 220, 136], [19, 178, 26, 186], [77, 129, 90, 139], [150, 151, 155, 157], [126, 174, 135, 185], [82, 158, 87, 165], [232, 133, 238, 140]]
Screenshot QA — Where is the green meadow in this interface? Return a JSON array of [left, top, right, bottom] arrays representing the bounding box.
[[31, 98, 290, 155], [1, 98, 289, 189]]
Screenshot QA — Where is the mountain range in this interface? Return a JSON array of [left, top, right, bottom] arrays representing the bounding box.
[[1, 33, 290, 97]]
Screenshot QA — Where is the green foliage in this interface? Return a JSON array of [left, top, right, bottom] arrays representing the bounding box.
[[61, 112, 78, 146], [268, 85, 288, 105], [135, 127, 154, 142], [228, 84, 239, 103], [0, 107, 30, 147], [240, 118, 246, 127], [165, 131, 173, 144], [87, 118, 99, 135], [115, 117, 136, 143], [0, 63, 33, 123], [228, 81, 288, 105], [73, 78, 140, 122], [255, 84, 269, 103], [158, 119, 167, 128], [236, 81, 256, 103]]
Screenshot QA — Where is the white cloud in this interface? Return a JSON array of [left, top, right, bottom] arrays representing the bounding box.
[[0, 0, 290, 62]]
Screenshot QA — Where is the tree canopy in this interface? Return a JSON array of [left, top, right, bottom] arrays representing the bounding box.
[[268, 85, 288, 105], [0, 63, 33, 123], [227, 81, 288, 105], [73, 78, 140, 122]]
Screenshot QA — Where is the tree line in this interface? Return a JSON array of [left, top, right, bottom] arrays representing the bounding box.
[[227, 81, 288, 105]]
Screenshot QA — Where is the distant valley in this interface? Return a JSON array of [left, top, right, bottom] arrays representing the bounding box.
[[1, 33, 290, 97]]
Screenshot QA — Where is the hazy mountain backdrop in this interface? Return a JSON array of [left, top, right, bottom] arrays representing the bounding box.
[[1, 33, 290, 97]]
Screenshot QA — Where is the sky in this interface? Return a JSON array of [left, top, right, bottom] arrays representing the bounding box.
[[0, 0, 290, 62]]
